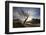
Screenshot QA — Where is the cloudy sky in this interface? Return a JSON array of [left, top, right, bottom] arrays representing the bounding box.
[[13, 7, 40, 21]]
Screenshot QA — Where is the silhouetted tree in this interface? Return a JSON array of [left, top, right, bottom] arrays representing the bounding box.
[[20, 9, 29, 25]]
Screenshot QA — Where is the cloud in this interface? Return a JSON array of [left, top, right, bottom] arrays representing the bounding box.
[[13, 7, 40, 21]]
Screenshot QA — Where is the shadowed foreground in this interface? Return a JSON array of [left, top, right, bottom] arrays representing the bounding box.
[[13, 19, 40, 28]]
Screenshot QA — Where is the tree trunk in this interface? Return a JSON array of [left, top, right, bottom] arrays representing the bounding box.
[[23, 16, 28, 24]]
